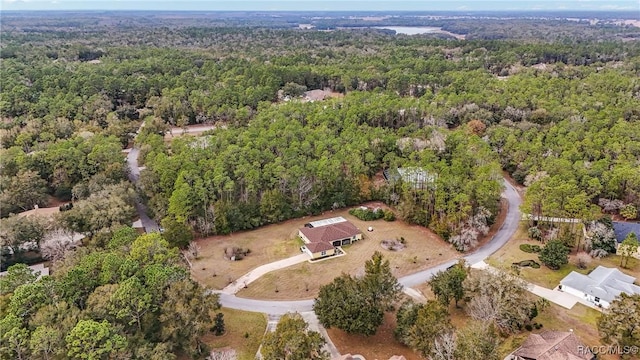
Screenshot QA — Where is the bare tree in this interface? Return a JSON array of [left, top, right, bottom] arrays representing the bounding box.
[[463, 269, 535, 334], [40, 226, 82, 262], [575, 252, 591, 269], [430, 332, 456, 360], [186, 242, 201, 260], [207, 348, 237, 360], [466, 293, 500, 323]]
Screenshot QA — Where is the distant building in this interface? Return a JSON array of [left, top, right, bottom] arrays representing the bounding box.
[[559, 266, 640, 309], [298, 217, 362, 259], [383, 167, 436, 190], [613, 221, 640, 259], [505, 331, 594, 360]]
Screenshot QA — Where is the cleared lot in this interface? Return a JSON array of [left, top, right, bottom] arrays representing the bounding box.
[[235, 207, 459, 300], [191, 205, 459, 297]]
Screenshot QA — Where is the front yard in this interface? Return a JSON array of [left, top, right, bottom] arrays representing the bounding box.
[[235, 207, 459, 300], [487, 223, 640, 289], [200, 308, 266, 360]]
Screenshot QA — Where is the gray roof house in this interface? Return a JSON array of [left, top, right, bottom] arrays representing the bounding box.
[[612, 221, 640, 243], [560, 266, 640, 308], [612, 222, 640, 259]]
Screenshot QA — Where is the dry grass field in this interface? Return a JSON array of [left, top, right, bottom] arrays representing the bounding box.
[[235, 208, 459, 300], [190, 222, 303, 290], [327, 312, 423, 360], [192, 205, 459, 293]]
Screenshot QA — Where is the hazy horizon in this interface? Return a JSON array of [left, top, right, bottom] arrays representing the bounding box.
[[1, 0, 639, 13]]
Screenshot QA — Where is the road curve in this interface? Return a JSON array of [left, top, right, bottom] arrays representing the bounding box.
[[218, 178, 522, 314]]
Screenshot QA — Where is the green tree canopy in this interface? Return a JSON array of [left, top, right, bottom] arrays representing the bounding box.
[[261, 313, 328, 360], [539, 240, 570, 270]]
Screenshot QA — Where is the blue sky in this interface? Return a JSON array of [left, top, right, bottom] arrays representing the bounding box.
[[1, 0, 639, 12]]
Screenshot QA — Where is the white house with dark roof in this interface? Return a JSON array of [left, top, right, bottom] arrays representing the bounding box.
[[559, 266, 640, 308]]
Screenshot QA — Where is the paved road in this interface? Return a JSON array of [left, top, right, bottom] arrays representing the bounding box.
[[219, 178, 523, 313], [126, 146, 160, 233]]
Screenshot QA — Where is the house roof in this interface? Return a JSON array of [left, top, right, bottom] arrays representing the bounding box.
[[308, 216, 348, 228], [299, 220, 361, 245], [383, 167, 435, 189], [305, 241, 335, 253], [612, 221, 640, 243], [510, 331, 593, 360], [560, 266, 640, 303]]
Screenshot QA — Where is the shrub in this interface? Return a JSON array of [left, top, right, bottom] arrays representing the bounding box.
[[539, 240, 570, 270], [525, 324, 533, 331], [520, 244, 534, 253], [620, 204, 638, 220], [589, 248, 608, 259], [528, 227, 542, 241], [349, 207, 384, 221], [224, 247, 250, 261], [513, 260, 541, 268], [520, 244, 542, 253], [575, 252, 591, 269], [383, 209, 396, 222], [59, 203, 74, 212], [210, 313, 225, 336]]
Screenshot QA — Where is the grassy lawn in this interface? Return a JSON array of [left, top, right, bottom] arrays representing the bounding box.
[[190, 218, 306, 290], [201, 308, 267, 360], [487, 223, 640, 289], [236, 205, 459, 300]]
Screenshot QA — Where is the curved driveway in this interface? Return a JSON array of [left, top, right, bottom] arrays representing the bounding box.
[[218, 178, 522, 314], [126, 132, 522, 313]]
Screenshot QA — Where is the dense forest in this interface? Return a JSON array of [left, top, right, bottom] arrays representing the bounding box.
[[2, 17, 639, 230], [1, 12, 640, 357], [0, 228, 220, 359]]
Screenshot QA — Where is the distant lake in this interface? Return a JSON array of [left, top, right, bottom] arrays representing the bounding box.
[[373, 26, 441, 35]]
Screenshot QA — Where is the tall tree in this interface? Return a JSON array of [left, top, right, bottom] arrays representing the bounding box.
[[160, 216, 193, 249], [619, 232, 639, 268], [463, 269, 535, 334], [429, 260, 468, 307], [0, 170, 48, 214], [394, 300, 453, 358], [159, 279, 220, 356], [539, 240, 570, 270], [0, 264, 38, 295], [453, 322, 499, 360], [261, 313, 328, 360], [0, 313, 30, 360], [314, 253, 401, 336], [362, 251, 402, 311], [65, 320, 129, 360], [109, 276, 155, 332], [597, 294, 640, 350], [313, 274, 383, 336]]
